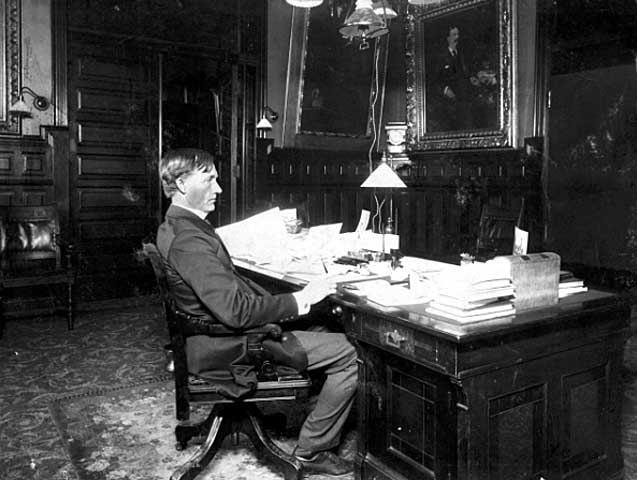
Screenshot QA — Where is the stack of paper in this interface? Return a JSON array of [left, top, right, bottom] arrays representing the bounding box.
[[559, 270, 588, 298], [342, 279, 430, 307], [426, 261, 515, 324]]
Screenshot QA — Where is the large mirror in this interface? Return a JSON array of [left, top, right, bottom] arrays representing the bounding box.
[[405, 0, 514, 150]]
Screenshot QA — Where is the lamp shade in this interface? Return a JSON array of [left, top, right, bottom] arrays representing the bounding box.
[[339, 0, 388, 39], [372, 1, 397, 19], [256, 116, 273, 130], [286, 0, 323, 7], [9, 97, 31, 115], [361, 162, 407, 188]]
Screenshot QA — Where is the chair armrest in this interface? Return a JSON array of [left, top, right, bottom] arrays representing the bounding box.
[[178, 313, 282, 339]]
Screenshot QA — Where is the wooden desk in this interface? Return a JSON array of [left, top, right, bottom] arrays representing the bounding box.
[[237, 262, 631, 480]]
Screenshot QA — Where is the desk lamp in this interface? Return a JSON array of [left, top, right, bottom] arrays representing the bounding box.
[[361, 154, 407, 254], [256, 106, 278, 138]]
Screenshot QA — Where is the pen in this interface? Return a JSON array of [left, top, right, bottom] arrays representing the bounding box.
[[321, 259, 329, 274]]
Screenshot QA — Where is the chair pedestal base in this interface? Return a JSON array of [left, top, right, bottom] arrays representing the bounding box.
[[171, 403, 303, 480]]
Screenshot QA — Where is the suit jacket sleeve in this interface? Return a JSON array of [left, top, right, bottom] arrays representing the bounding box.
[[168, 227, 299, 329]]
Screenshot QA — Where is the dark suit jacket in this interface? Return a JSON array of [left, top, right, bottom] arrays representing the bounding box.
[[157, 204, 306, 398], [438, 47, 468, 99]]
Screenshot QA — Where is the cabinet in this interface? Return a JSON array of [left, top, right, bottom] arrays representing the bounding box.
[[338, 292, 629, 480]]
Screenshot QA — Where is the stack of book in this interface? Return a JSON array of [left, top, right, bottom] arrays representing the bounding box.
[[425, 262, 516, 325], [559, 270, 588, 298]]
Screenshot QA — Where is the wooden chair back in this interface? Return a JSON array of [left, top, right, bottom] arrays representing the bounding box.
[[140, 241, 310, 419], [1, 204, 64, 271], [141, 241, 192, 419], [140, 240, 310, 480], [0, 204, 75, 335], [475, 203, 522, 260]]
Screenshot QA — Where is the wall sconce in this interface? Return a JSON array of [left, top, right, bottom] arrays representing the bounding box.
[[256, 106, 279, 134], [10, 86, 50, 115]]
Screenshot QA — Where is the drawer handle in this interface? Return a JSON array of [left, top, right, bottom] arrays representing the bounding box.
[[385, 330, 405, 348]]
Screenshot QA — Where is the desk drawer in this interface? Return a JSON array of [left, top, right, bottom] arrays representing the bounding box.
[[348, 310, 455, 373]]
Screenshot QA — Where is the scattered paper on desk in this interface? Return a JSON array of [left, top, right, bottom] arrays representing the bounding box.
[[401, 256, 459, 276], [514, 226, 528, 255], [306, 223, 343, 256], [280, 208, 297, 223], [216, 207, 291, 268], [359, 231, 399, 253], [355, 210, 371, 233], [348, 279, 430, 306]]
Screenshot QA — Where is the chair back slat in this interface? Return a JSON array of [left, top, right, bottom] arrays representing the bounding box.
[[140, 241, 191, 419]]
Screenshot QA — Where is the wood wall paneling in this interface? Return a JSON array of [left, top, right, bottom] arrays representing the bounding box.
[[258, 146, 541, 262], [77, 154, 146, 177], [68, 35, 157, 302], [0, 138, 53, 207]]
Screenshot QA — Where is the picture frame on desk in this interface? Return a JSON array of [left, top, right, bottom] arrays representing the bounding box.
[[405, 0, 515, 151], [281, 2, 389, 150]]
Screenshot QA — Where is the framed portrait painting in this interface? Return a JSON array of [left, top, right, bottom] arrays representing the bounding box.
[[281, 1, 389, 149], [405, 0, 514, 150]]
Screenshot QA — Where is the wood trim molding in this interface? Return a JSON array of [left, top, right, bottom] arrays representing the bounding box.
[[0, 0, 22, 134], [52, 0, 68, 126]]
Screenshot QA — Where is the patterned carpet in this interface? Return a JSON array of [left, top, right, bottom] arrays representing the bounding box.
[[0, 302, 636, 480], [0, 303, 168, 480]]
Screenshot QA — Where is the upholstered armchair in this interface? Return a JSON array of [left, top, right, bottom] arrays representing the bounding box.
[[0, 205, 76, 338]]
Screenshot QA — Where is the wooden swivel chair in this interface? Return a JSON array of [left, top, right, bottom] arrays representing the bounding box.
[[0, 205, 76, 338], [141, 242, 311, 480], [475, 203, 522, 261]]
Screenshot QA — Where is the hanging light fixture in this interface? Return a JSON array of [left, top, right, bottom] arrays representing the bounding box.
[[372, 1, 397, 19], [407, 0, 441, 5], [285, 0, 323, 7], [339, 0, 388, 49]]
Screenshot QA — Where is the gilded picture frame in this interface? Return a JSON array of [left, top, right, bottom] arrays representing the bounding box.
[[282, 3, 389, 148], [405, 0, 514, 150], [0, 0, 21, 134]]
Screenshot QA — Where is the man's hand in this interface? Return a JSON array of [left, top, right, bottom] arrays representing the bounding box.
[[301, 277, 337, 305], [293, 277, 337, 315], [444, 86, 456, 99]]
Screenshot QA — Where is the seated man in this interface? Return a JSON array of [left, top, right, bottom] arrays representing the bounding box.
[[157, 148, 357, 477]]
